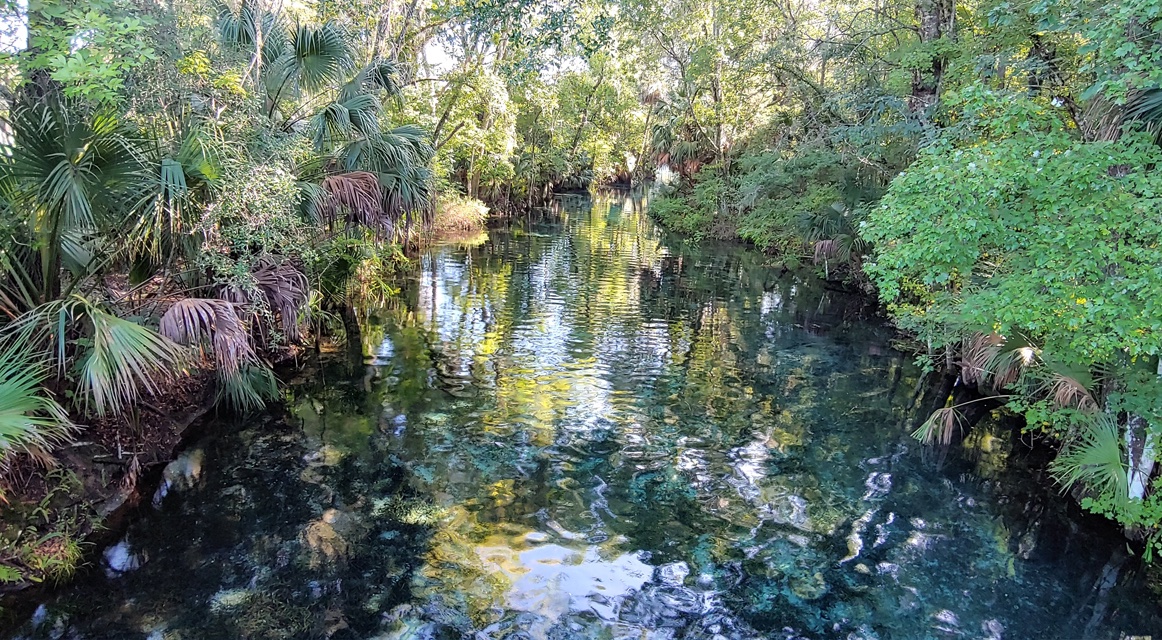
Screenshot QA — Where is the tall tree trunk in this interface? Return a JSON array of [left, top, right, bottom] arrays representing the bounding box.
[[21, 0, 66, 105], [909, 0, 955, 112], [391, 0, 423, 58], [633, 102, 656, 184], [568, 65, 607, 160]]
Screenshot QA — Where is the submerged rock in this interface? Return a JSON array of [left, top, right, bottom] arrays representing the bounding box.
[[103, 538, 145, 577], [300, 508, 365, 568], [209, 588, 254, 612], [153, 448, 206, 508], [761, 494, 810, 530]]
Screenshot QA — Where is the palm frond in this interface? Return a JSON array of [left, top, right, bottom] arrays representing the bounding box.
[[1051, 414, 1129, 509], [217, 0, 286, 67], [0, 345, 75, 470], [78, 306, 188, 417], [309, 93, 382, 150], [912, 406, 963, 445], [0, 103, 154, 313], [4, 297, 188, 417], [251, 258, 308, 341], [959, 332, 1003, 386], [319, 172, 384, 228], [1045, 372, 1097, 411], [342, 59, 406, 105], [1124, 88, 1162, 130], [267, 22, 352, 98], [131, 126, 222, 264], [159, 298, 253, 377], [3, 103, 142, 264], [217, 363, 278, 412], [986, 340, 1037, 390]]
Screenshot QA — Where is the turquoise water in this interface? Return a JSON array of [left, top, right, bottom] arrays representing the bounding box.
[[10, 193, 1162, 639]]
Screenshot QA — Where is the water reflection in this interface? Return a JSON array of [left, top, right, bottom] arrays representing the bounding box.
[[10, 193, 1161, 639]]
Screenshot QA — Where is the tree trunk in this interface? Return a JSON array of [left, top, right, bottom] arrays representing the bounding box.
[[1126, 357, 1162, 500], [909, 0, 955, 112], [568, 65, 607, 160], [915, 365, 958, 429], [1126, 413, 1155, 500], [340, 304, 364, 366], [21, 0, 67, 105]]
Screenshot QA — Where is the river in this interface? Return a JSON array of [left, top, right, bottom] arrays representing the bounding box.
[[9, 192, 1161, 639]]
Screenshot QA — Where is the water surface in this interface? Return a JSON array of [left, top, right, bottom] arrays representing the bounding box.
[[12, 193, 1162, 639]]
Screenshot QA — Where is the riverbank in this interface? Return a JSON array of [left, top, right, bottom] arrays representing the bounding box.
[[0, 371, 214, 595], [0, 197, 492, 612], [644, 177, 1162, 564]]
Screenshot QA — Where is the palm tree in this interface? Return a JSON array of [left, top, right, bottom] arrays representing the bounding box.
[[0, 104, 141, 315], [217, 5, 436, 241], [302, 61, 436, 240]]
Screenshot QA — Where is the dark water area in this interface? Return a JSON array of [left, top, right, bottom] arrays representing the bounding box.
[[8, 192, 1162, 639]]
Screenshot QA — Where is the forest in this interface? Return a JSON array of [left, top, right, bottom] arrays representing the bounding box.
[[0, 0, 1160, 629]]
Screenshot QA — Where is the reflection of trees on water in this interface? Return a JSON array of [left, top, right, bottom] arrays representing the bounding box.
[[366, 192, 946, 634]]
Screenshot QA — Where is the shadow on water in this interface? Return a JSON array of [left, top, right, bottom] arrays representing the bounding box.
[[8, 191, 1162, 639]]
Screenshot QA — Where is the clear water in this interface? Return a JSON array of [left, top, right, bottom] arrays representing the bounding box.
[[11, 193, 1162, 639]]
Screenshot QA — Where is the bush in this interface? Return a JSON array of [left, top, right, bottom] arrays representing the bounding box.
[[433, 195, 489, 235]]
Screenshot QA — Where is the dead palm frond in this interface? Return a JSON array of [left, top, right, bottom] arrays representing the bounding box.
[[959, 332, 1002, 386], [251, 258, 309, 341], [640, 85, 663, 106], [319, 171, 384, 229], [159, 298, 278, 411], [160, 298, 254, 376], [215, 257, 309, 344], [1045, 372, 1098, 412], [813, 239, 839, 264], [913, 406, 964, 445]]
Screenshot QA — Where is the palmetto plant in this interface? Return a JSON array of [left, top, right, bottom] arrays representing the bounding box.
[[217, 2, 353, 108], [1050, 413, 1130, 511], [3, 296, 188, 417], [305, 122, 435, 239], [0, 102, 221, 313], [0, 104, 141, 316], [266, 22, 353, 102], [1124, 88, 1162, 142], [0, 345, 75, 470], [800, 202, 869, 272], [131, 124, 223, 268]]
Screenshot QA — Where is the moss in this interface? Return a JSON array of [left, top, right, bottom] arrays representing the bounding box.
[[0, 469, 91, 586]]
